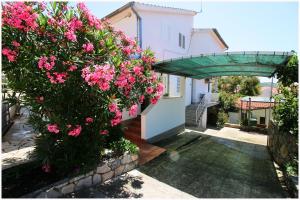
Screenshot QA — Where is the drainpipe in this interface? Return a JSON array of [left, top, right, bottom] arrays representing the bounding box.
[[131, 3, 142, 50]]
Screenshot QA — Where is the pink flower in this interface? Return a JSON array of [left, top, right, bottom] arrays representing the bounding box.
[[150, 96, 160, 105], [100, 130, 109, 135], [2, 2, 38, 32], [139, 95, 145, 103], [133, 66, 143, 75], [146, 87, 154, 94], [111, 117, 121, 126], [53, 72, 68, 83], [128, 76, 135, 84], [68, 65, 77, 71], [38, 56, 56, 71], [65, 30, 77, 42], [85, 117, 94, 123], [129, 104, 138, 117], [68, 125, 82, 137], [108, 103, 118, 112], [69, 17, 83, 30], [82, 64, 115, 91], [47, 124, 60, 134], [82, 43, 94, 53], [66, 124, 72, 128], [12, 41, 20, 47], [36, 96, 44, 103], [2, 47, 17, 62], [42, 163, 51, 173], [122, 46, 131, 56]]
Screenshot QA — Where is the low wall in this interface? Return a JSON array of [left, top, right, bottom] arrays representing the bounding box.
[[268, 121, 298, 197], [22, 152, 139, 198], [268, 121, 298, 166], [141, 97, 185, 140]]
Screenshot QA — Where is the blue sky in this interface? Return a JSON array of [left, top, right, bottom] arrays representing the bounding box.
[[83, 1, 298, 82]]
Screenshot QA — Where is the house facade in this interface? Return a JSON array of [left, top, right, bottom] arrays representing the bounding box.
[[229, 96, 275, 128], [105, 2, 228, 142]]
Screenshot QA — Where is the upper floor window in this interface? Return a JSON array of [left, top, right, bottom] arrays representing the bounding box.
[[179, 33, 185, 49]]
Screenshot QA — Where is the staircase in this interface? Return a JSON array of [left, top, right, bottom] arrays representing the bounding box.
[[185, 104, 199, 126], [185, 95, 207, 128]]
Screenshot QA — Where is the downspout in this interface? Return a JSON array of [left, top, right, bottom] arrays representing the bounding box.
[[131, 3, 142, 50]]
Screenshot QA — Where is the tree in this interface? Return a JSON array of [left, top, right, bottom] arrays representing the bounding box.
[[218, 76, 242, 94], [275, 52, 298, 87], [2, 2, 163, 174], [273, 54, 299, 136], [239, 76, 261, 96]]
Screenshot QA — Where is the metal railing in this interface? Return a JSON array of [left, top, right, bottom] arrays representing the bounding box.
[[195, 94, 207, 128]]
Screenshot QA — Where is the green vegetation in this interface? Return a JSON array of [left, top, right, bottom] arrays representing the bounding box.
[[275, 52, 298, 87], [239, 77, 261, 96], [273, 53, 298, 136], [217, 76, 261, 126], [216, 111, 229, 128]]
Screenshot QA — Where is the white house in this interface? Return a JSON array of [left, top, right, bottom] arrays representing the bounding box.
[[105, 2, 228, 142]]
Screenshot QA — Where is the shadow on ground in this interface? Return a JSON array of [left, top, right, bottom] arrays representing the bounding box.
[[139, 131, 287, 198], [64, 174, 144, 198]]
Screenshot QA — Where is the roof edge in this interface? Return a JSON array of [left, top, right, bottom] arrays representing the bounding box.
[[103, 1, 198, 20], [192, 28, 229, 50], [212, 28, 229, 49], [103, 1, 134, 20]]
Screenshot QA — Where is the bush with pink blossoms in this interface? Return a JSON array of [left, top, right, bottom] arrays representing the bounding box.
[[2, 2, 162, 175]]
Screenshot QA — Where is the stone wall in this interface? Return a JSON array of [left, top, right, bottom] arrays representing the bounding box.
[[267, 121, 298, 198], [22, 152, 139, 198], [267, 121, 298, 166]]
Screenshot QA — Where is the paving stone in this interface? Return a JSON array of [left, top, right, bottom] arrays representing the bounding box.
[[121, 154, 132, 164], [92, 174, 101, 185], [102, 171, 114, 182], [115, 165, 125, 176], [69, 174, 85, 183], [61, 184, 75, 194], [36, 192, 47, 198], [108, 159, 121, 170], [124, 161, 138, 172], [76, 176, 92, 190], [97, 163, 111, 174], [45, 188, 62, 198], [131, 154, 138, 162]]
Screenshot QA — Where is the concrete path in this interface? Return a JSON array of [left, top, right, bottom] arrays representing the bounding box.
[[64, 169, 196, 198], [139, 128, 286, 198], [2, 107, 36, 169]]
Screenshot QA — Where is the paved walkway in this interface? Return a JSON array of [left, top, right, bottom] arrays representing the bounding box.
[[65, 169, 196, 198], [139, 128, 286, 198], [2, 108, 36, 170]]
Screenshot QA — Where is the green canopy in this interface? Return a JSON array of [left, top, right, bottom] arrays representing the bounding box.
[[153, 51, 292, 79]]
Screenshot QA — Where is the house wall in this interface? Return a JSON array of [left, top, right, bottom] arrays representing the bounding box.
[[108, 8, 137, 40], [189, 30, 225, 55], [228, 109, 273, 126], [189, 30, 225, 105], [141, 97, 185, 140], [138, 10, 195, 100]]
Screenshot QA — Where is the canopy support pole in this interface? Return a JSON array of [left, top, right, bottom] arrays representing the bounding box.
[[268, 76, 274, 127]]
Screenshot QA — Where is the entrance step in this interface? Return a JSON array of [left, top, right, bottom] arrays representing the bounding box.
[[121, 116, 166, 165]]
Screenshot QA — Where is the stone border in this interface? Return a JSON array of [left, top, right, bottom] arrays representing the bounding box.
[[22, 152, 139, 198]]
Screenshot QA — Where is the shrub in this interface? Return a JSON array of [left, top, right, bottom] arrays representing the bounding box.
[[218, 91, 239, 112], [109, 138, 138, 156], [216, 110, 228, 128], [273, 84, 298, 136], [2, 2, 163, 175]]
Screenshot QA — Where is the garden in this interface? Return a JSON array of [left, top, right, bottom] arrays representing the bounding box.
[[2, 2, 163, 197]]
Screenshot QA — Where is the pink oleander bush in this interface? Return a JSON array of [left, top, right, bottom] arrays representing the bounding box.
[[2, 2, 163, 175]]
